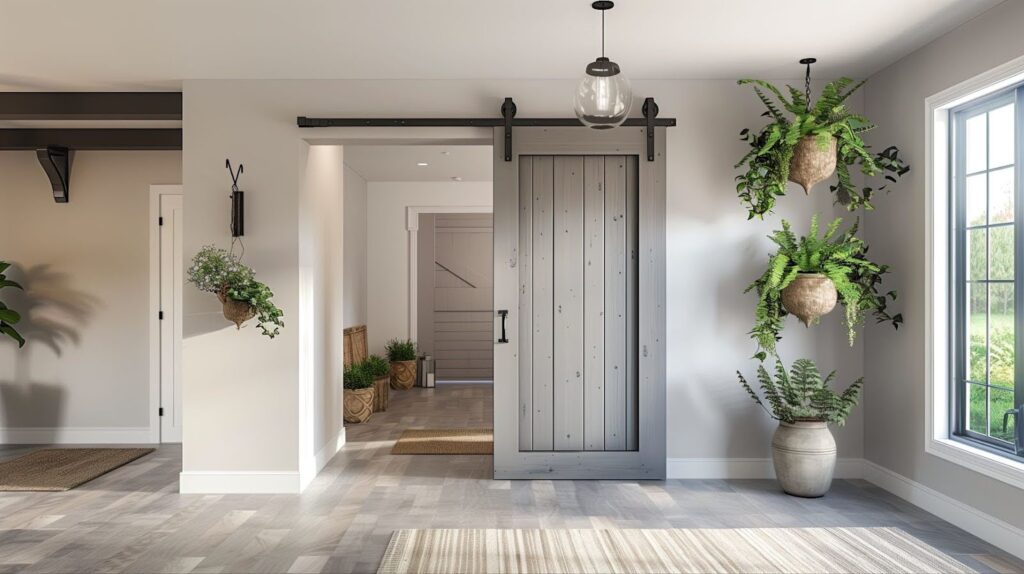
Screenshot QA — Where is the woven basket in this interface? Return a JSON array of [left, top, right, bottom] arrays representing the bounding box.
[[343, 387, 375, 424], [788, 135, 837, 193], [781, 273, 838, 327], [391, 360, 417, 390], [373, 376, 390, 412], [217, 291, 256, 329]]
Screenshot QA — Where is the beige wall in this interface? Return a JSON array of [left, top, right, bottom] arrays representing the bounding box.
[[862, 0, 1024, 530], [365, 181, 492, 356], [343, 165, 367, 329], [0, 151, 181, 441]]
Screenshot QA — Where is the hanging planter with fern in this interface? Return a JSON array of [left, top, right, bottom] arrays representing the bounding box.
[[747, 215, 901, 360], [735, 59, 910, 219]]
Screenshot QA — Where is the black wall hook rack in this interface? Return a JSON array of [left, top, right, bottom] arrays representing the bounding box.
[[226, 159, 245, 237], [297, 97, 675, 162]]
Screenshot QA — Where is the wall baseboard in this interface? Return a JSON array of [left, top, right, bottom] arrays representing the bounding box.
[[861, 460, 1024, 561], [179, 471, 301, 494], [666, 457, 864, 480], [666, 456, 1023, 561], [0, 427, 153, 444], [314, 427, 346, 475]]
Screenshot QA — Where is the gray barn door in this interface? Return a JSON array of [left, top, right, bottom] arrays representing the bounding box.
[[493, 128, 665, 479]]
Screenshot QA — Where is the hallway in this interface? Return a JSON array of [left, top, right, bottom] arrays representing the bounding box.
[[0, 384, 1020, 572]]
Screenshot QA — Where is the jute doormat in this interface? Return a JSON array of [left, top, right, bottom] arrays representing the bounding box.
[[377, 527, 975, 574], [390, 428, 493, 455], [0, 448, 154, 491]]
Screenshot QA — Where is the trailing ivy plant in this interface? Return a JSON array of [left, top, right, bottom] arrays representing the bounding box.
[[0, 262, 25, 348], [385, 338, 417, 362], [737, 358, 863, 425], [747, 214, 901, 360], [187, 245, 285, 339], [735, 77, 909, 219]]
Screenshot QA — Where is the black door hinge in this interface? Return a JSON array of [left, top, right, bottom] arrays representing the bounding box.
[[159, 311, 164, 320], [159, 216, 164, 226], [159, 407, 164, 416]]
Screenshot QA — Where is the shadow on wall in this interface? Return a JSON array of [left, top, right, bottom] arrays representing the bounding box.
[[0, 263, 100, 437]]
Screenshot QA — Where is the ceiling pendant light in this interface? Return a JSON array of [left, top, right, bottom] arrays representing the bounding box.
[[574, 1, 632, 129]]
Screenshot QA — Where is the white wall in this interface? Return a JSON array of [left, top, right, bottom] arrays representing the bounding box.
[[180, 79, 864, 493], [342, 165, 367, 329], [0, 151, 181, 442], [862, 0, 1024, 530], [366, 181, 492, 355]]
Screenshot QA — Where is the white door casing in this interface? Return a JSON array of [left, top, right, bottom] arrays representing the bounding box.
[[150, 186, 183, 443]]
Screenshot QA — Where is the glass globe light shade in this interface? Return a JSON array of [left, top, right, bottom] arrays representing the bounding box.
[[574, 57, 633, 129]]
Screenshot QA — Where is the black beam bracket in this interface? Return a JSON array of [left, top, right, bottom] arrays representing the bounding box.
[[297, 97, 675, 162], [36, 146, 72, 203]]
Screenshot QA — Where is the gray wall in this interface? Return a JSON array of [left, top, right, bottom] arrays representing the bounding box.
[[343, 165, 367, 329], [0, 151, 182, 438], [862, 0, 1024, 530]]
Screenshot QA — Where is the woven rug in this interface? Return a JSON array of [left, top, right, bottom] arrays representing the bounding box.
[[377, 527, 974, 574], [390, 428, 493, 455], [0, 448, 154, 491]]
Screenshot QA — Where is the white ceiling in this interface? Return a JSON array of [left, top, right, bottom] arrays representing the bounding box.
[[344, 145, 492, 182], [0, 0, 1004, 90]]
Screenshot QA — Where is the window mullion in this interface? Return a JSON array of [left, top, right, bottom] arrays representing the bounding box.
[[1014, 85, 1024, 455]]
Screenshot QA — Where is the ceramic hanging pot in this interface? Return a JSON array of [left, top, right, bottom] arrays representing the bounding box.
[[781, 273, 837, 326], [789, 135, 838, 193], [218, 291, 256, 329]]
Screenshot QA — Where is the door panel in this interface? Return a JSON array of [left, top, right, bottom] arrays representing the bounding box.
[[493, 126, 665, 480], [159, 194, 183, 443]]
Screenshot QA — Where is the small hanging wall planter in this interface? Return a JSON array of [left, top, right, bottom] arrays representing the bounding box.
[[734, 58, 911, 219], [780, 273, 837, 326], [218, 289, 256, 328]]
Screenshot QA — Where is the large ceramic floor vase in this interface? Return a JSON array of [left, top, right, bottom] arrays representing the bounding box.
[[343, 387, 376, 424], [771, 421, 837, 497], [788, 135, 838, 193], [391, 360, 417, 390]]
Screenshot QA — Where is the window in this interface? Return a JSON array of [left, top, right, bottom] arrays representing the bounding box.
[[951, 84, 1024, 458]]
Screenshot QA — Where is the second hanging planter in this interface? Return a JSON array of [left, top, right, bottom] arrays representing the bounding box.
[[780, 273, 837, 327]]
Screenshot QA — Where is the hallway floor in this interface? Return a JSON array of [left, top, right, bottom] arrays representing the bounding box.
[[0, 383, 1021, 573]]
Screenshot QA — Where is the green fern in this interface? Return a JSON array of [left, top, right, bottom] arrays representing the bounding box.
[[737, 358, 863, 425], [735, 77, 910, 218], [747, 214, 901, 358]]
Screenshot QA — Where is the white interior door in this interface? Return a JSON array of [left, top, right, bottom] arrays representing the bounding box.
[[159, 193, 183, 443]]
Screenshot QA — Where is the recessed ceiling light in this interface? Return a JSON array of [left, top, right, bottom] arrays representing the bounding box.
[[416, 162, 429, 166], [441, 151, 451, 156], [451, 176, 463, 181]]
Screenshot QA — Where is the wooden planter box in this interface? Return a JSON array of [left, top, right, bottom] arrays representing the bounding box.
[[373, 377, 390, 412], [343, 387, 375, 424]]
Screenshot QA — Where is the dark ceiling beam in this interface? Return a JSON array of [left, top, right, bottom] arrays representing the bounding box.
[[0, 92, 182, 121], [0, 129, 182, 150]]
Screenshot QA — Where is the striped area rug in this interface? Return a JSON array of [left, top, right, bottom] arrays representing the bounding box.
[[377, 527, 974, 573]]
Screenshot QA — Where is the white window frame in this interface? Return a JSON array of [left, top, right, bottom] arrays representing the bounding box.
[[926, 54, 1024, 490]]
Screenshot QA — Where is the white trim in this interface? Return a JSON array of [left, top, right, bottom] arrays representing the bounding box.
[[666, 457, 864, 480], [149, 184, 183, 445], [405, 204, 492, 339], [862, 460, 1024, 561], [924, 55, 1024, 489], [0, 427, 153, 444], [315, 428, 346, 474], [179, 471, 301, 494]]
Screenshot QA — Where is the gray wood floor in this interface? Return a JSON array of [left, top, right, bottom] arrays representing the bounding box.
[[1, 383, 1021, 573]]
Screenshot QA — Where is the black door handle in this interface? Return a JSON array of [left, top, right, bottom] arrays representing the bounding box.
[[497, 310, 508, 343]]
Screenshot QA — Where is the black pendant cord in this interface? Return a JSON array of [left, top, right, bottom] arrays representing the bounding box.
[[800, 57, 816, 112], [601, 9, 605, 58]]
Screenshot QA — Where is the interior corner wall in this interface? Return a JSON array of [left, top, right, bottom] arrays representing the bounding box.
[[299, 145, 346, 489], [862, 0, 1024, 531], [0, 151, 181, 443], [365, 181, 493, 356], [343, 165, 367, 329]]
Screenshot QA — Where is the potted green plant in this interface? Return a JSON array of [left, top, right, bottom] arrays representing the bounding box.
[[737, 358, 862, 497], [747, 215, 901, 360], [0, 262, 25, 348], [343, 363, 376, 424], [385, 338, 418, 390], [187, 245, 284, 338], [364, 354, 391, 412], [735, 77, 909, 218]]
